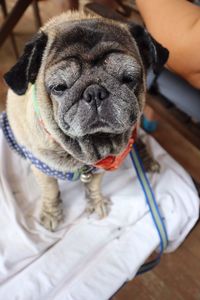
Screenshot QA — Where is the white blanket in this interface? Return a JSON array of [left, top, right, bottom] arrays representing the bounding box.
[[0, 129, 199, 300]]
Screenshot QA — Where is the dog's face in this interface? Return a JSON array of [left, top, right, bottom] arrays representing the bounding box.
[[4, 13, 168, 165], [44, 19, 146, 162], [45, 20, 143, 139]]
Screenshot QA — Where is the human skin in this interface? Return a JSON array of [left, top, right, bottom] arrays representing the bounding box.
[[136, 0, 200, 89]]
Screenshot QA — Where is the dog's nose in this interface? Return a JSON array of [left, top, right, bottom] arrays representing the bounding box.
[[82, 84, 109, 106]]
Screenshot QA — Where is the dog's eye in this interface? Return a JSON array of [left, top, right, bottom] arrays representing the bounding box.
[[51, 84, 67, 96], [122, 73, 140, 92], [122, 73, 136, 85]]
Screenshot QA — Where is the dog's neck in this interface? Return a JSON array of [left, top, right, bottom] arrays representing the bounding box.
[[32, 84, 57, 142], [32, 84, 137, 171]]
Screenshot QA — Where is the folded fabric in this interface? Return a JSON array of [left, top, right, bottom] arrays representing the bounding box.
[[0, 129, 199, 300]]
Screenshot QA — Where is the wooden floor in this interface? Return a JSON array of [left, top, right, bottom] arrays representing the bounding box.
[[0, 2, 200, 300], [114, 222, 200, 300]]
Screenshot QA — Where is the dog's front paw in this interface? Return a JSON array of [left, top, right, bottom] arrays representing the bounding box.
[[40, 201, 64, 231], [144, 159, 160, 173], [149, 160, 160, 173], [86, 196, 112, 219]]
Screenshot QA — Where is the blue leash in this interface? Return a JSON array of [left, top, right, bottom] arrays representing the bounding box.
[[130, 143, 168, 275]]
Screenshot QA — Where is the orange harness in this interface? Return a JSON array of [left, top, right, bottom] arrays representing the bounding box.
[[94, 128, 137, 171]]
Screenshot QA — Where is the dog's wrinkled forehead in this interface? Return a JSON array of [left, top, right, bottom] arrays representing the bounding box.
[[48, 19, 140, 62]]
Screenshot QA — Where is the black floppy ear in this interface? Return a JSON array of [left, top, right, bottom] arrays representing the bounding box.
[[4, 31, 48, 95], [129, 24, 169, 74]]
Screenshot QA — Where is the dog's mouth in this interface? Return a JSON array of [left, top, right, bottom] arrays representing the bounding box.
[[76, 126, 134, 163], [53, 116, 135, 165], [82, 123, 127, 137], [85, 131, 121, 144], [63, 114, 136, 139], [56, 100, 138, 164]]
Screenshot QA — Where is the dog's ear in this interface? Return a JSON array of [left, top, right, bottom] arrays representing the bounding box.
[[4, 31, 48, 95], [129, 24, 169, 74]]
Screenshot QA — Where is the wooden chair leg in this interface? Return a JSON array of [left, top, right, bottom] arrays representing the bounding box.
[[9, 33, 19, 58], [0, 0, 32, 48], [32, 0, 42, 29], [0, 0, 19, 58]]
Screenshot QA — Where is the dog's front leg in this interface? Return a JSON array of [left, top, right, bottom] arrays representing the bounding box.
[[82, 172, 112, 219], [31, 166, 63, 231]]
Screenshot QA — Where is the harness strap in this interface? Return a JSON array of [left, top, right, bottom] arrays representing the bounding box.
[[0, 112, 92, 181], [130, 144, 168, 275]]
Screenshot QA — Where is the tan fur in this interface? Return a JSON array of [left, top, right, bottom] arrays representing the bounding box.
[[6, 12, 145, 231], [31, 165, 63, 230]]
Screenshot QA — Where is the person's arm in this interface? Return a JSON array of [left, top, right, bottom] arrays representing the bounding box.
[[136, 0, 200, 89]]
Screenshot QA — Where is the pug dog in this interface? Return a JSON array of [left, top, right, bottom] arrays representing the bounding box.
[[3, 11, 168, 231]]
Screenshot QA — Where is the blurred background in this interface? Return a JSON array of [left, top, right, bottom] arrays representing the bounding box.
[[0, 1, 200, 299]]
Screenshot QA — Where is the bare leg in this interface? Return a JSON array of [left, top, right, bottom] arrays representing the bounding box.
[[83, 172, 112, 218], [32, 166, 63, 231]]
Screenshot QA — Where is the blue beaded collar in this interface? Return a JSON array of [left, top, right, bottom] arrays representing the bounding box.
[[0, 112, 93, 181]]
